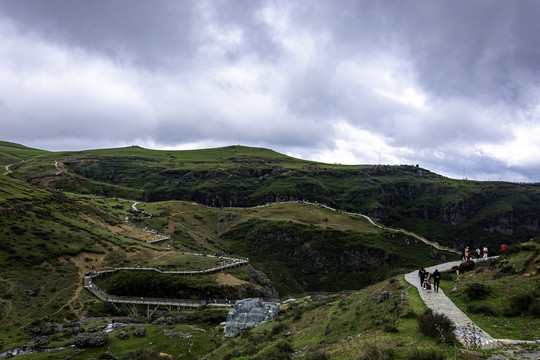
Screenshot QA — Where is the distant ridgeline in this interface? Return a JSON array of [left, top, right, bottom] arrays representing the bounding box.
[[3, 141, 540, 250]]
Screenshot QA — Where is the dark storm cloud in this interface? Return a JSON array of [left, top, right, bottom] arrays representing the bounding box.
[[1, 0, 539, 181], [0, 0, 197, 67]]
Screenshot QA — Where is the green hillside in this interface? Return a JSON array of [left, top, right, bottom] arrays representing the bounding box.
[[0, 151, 539, 359], [2, 141, 540, 253]]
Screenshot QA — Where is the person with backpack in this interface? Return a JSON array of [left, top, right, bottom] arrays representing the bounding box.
[[424, 271, 433, 292]]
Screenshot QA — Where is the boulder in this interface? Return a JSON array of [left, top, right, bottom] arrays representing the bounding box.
[[74, 332, 108, 348], [72, 325, 85, 334], [117, 331, 129, 340], [40, 322, 56, 335], [33, 336, 50, 348], [133, 327, 146, 337], [225, 298, 279, 337], [374, 291, 395, 303], [151, 316, 176, 325]]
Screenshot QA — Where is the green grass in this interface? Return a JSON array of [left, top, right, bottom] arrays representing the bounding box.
[[4, 140, 540, 254], [208, 277, 466, 360], [440, 246, 540, 340], [18, 312, 224, 360]]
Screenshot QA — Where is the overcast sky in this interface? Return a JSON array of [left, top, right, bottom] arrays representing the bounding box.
[[1, 1, 540, 182]]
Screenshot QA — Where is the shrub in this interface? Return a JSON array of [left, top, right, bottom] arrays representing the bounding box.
[[270, 322, 287, 337], [466, 303, 497, 316], [417, 310, 456, 344], [252, 340, 293, 360], [502, 306, 522, 317], [402, 309, 417, 319], [440, 271, 454, 281], [304, 352, 330, 360], [384, 324, 398, 333], [360, 343, 394, 360], [407, 348, 446, 360], [529, 300, 540, 318], [509, 293, 533, 311], [123, 349, 164, 360], [464, 283, 490, 300]]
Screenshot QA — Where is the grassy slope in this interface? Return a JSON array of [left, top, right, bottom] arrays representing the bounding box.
[[0, 175, 538, 359], [3, 140, 540, 253], [440, 240, 540, 340], [128, 200, 459, 295]]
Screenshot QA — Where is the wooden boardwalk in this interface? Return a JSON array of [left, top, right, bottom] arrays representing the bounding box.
[[83, 257, 260, 315]]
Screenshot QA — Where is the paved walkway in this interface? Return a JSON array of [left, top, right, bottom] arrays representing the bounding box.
[[404, 258, 537, 349], [405, 259, 500, 349]]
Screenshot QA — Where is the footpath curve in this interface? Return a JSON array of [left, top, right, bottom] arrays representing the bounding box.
[[191, 200, 460, 255], [83, 256, 263, 314], [404, 258, 537, 349]]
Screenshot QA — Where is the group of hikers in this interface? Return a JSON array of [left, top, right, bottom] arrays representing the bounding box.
[[461, 246, 488, 261], [418, 268, 441, 292], [417, 244, 496, 293]]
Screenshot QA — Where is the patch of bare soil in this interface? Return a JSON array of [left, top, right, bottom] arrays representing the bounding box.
[[79, 213, 155, 241], [66, 252, 109, 317], [215, 272, 249, 286], [523, 252, 539, 276]]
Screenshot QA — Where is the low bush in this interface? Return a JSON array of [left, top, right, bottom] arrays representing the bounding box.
[[466, 303, 497, 316], [509, 293, 533, 311], [401, 309, 417, 319], [252, 340, 293, 360], [440, 271, 454, 281], [529, 300, 540, 318], [464, 283, 490, 300], [502, 306, 522, 317], [360, 343, 394, 360], [304, 352, 330, 360], [270, 322, 287, 337], [407, 348, 446, 360], [417, 309, 456, 344], [122, 348, 163, 360], [383, 324, 398, 333]]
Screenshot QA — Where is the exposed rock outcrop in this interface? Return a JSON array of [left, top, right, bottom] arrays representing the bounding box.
[[225, 298, 279, 337], [73, 332, 108, 348]]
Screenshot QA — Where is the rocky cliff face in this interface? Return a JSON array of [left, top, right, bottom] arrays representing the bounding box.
[[249, 226, 394, 274]]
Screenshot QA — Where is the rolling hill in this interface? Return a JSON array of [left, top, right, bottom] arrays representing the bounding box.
[[2, 140, 540, 253], [0, 141, 538, 359]]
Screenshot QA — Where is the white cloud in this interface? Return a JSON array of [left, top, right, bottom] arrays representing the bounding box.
[[1, 1, 540, 182]]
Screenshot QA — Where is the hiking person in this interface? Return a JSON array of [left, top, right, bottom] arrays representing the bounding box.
[[461, 248, 466, 261], [465, 247, 471, 261], [418, 268, 426, 287], [475, 248, 481, 259], [424, 271, 432, 292], [483, 246, 488, 259], [432, 269, 441, 293]]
